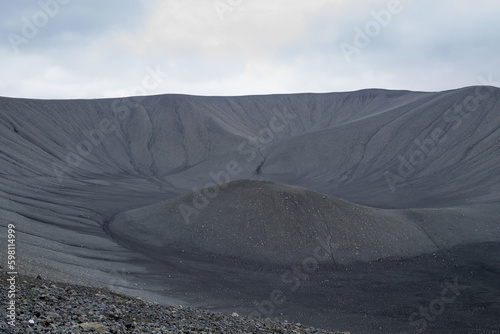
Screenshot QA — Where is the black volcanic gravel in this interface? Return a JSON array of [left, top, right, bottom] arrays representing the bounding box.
[[1, 274, 349, 334]]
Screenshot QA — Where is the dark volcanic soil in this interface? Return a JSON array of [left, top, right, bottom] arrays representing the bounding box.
[[1, 87, 499, 333], [1, 274, 349, 334]]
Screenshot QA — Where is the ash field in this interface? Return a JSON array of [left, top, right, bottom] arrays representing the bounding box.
[[1, 87, 499, 333]]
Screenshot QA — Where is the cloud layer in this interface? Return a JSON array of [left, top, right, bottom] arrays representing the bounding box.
[[1, 0, 499, 99]]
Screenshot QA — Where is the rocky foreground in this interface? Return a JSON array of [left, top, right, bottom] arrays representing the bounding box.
[[1, 274, 349, 334]]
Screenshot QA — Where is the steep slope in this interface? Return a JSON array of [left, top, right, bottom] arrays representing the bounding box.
[[0, 90, 429, 181], [1, 87, 497, 208], [258, 86, 500, 208]]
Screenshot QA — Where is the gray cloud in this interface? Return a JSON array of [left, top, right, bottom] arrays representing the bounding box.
[[0, 0, 499, 99]]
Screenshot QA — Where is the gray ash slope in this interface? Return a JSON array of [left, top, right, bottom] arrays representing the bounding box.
[[107, 180, 439, 267], [1, 87, 500, 333]]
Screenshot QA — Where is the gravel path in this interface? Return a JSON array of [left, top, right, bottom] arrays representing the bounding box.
[[1, 274, 349, 334]]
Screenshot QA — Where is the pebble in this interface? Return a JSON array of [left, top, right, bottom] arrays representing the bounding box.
[[0, 274, 349, 334]]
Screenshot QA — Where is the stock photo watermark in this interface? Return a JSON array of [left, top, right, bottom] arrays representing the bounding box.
[[7, 0, 72, 53], [249, 236, 338, 319], [340, 0, 405, 63], [213, 0, 244, 21], [5, 223, 18, 327], [383, 80, 498, 192], [51, 66, 167, 183], [400, 277, 467, 334], [178, 107, 297, 225]]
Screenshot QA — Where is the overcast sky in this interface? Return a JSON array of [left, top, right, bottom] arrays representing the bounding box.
[[1, 0, 500, 99]]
